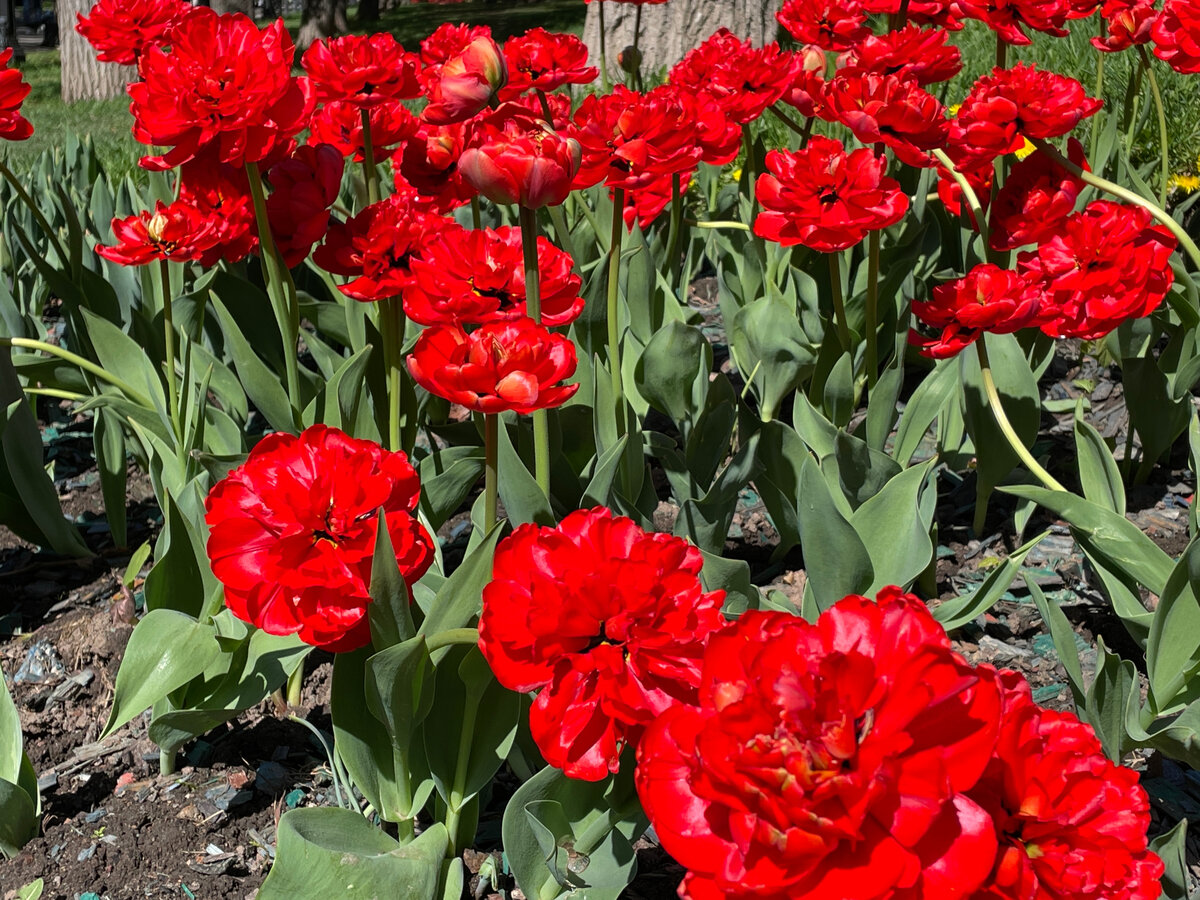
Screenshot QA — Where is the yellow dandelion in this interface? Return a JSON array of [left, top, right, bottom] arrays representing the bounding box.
[[948, 103, 961, 116], [1169, 173, 1200, 194], [731, 167, 743, 182]]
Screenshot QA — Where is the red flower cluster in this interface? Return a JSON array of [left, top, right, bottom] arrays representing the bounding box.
[[314, 194, 445, 301], [822, 71, 949, 167], [99, 202, 221, 266], [955, 0, 1071, 45], [499, 28, 597, 101], [406, 225, 584, 327], [308, 100, 419, 164], [634, 589, 1164, 900], [755, 136, 909, 251], [406, 318, 579, 414], [949, 64, 1102, 172], [204, 425, 434, 652], [301, 33, 422, 107], [129, 9, 311, 171], [988, 139, 1087, 251], [394, 120, 476, 213], [76, 0, 189, 66], [0, 49, 33, 142], [1152, 0, 1200, 72], [1020, 200, 1176, 339], [839, 25, 963, 85], [669, 29, 801, 126], [459, 107, 581, 208], [910, 264, 1045, 357], [637, 590, 1004, 899], [478, 508, 727, 779], [777, 0, 873, 50]]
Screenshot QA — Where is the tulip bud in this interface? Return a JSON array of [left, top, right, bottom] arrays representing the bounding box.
[[422, 36, 508, 125], [618, 45, 642, 73], [459, 111, 581, 209]]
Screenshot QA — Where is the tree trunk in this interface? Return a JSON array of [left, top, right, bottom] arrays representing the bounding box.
[[296, 0, 347, 50], [583, 0, 780, 83], [356, 0, 379, 25], [211, 0, 253, 14], [57, 0, 134, 102]]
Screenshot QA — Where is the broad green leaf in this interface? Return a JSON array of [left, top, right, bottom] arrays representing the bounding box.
[[301, 345, 372, 432], [892, 359, 957, 466], [1073, 410, 1124, 515], [0, 777, 37, 858], [831, 430, 902, 509], [1146, 538, 1200, 713], [417, 522, 503, 639], [1149, 820, 1189, 900], [865, 362, 904, 453], [419, 446, 484, 533], [932, 531, 1049, 631], [700, 548, 758, 617], [79, 308, 166, 411], [634, 322, 710, 430], [822, 352, 855, 429], [366, 635, 434, 759], [1085, 638, 1137, 763], [209, 293, 295, 434], [101, 609, 222, 738], [93, 408, 127, 548], [15, 878, 43, 900], [0, 356, 91, 556], [730, 295, 815, 422], [684, 374, 737, 489], [1025, 576, 1086, 709], [673, 432, 759, 553], [0, 664, 22, 784], [367, 512, 414, 651], [797, 455, 873, 611], [503, 764, 646, 900], [1123, 356, 1190, 475], [999, 486, 1172, 596], [258, 810, 447, 900], [850, 461, 935, 592], [498, 416, 554, 527], [582, 435, 628, 510]]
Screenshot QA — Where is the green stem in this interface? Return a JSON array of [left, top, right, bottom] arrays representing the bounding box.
[[245, 162, 303, 431], [632, 3, 643, 90], [158, 258, 182, 444], [607, 188, 626, 432], [975, 338, 1067, 492], [996, 36, 1007, 69], [23, 387, 87, 401], [286, 662, 304, 708], [1028, 137, 1200, 271], [536, 88, 555, 126], [767, 104, 810, 139], [930, 147, 992, 253], [2, 337, 152, 407], [827, 252, 851, 352], [380, 297, 404, 452], [598, 0, 610, 91], [159, 747, 177, 776], [665, 173, 684, 295], [425, 627, 480, 654], [1090, 20, 1106, 162], [471, 195, 482, 231], [484, 413, 498, 530], [0, 156, 66, 264], [742, 126, 757, 217], [865, 229, 881, 389], [518, 205, 551, 499], [360, 108, 379, 206], [444, 688, 482, 858], [686, 219, 750, 231], [1138, 46, 1170, 207]]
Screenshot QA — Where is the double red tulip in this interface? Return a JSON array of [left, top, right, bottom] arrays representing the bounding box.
[[1152, 0, 1200, 72], [458, 108, 581, 208], [204, 426, 434, 653], [754, 136, 909, 252], [265, 143, 344, 268], [0, 49, 32, 142], [822, 71, 949, 168], [777, 0, 872, 50], [307, 99, 419, 164], [75, 0, 189, 66], [499, 28, 598, 100], [839, 25, 963, 86], [98, 201, 219, 266], [669, 29, 802, 126], [406, 318, 579, 415], [910, 264, 1045, 358], [988, 139, 1088, 251], [301, 33, 421, 107], [422, 35, 507, 125], [479, 507, 726, 780]]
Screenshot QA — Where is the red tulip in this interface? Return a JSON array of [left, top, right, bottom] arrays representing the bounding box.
[[301, 32, 421, 107], [422, 35, 507, 125], [75, 0, 189, 66], [458, 108, 581, 208], [910, 264, 1045, 358], [266, 143, 344, 268], [0, 49, 32, 142]]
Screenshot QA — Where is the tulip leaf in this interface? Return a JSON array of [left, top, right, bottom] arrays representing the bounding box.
[[932, 530, 1049, 631], [416, 521, 503, 641], [634, 322, 710, 432], [301, 344, 373, 433], [729, 295, 815, 422], [1073, 408, 1124, 515], [822, 352, 855, 429], [1149, 820, 1189, 900], [503, 764, 646, 900], [258, 810, 447, 900], [419, 445, 485, 534], [684, 374, 737, 490], [0, 776, 38, 859], [700, 548, 758, 617], [1146, 538, 1200, 713], [368, 510, 414, 651], [1123, 355, 1191, 478], [209, 293, 295, 434], [0, 663, 24, 786], [101, 609, 222, 739], [1024, 576, 1086, 709], [93, 407, 128, 549], [498, 417, 554, 527], [865, 362, 904, 453], [797, 455, 873, 612], [850, 461, 935, 593], [1085, 638, 1137, 763], [831, 430, 903, 510], [999, 486, 1172, 597]]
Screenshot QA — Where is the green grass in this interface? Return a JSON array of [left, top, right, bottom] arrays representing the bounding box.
[[9, 49, 141, 180], [286, 0, 585, 44]]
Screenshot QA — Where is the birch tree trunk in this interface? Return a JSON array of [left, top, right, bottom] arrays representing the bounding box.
[[582, 0, 780, 82], [57, 0, 134, 102]]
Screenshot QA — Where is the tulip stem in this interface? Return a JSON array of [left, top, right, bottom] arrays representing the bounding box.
[[1028, 138, 1200, 272], [976, 338, 1067, 494], [607, 188, 626, 435], [767, 104, 809, 140], [827, 253, 851, 352], [425, 627, 480, 653], [157, 258, 182, 444], [245, 162, 303, 431], [1, 336, 152, 407], [0, 156, 66, 265], [865, 229, 881, 389], [484, 413, 498, 531], [471, 195, 482, 232], [546, 204, 579, 276], [632, 3, 643, 90], [930, 147, 992, 254], [518, 205, 551, 499], [444, 675, 482, 858], [286, 662, 304, 708], [665, 173, 685, 296], [1138, 46, 1170, 208], [686, 219, 750, 231], [360, 109, 379, 206], [380, 296, 404, 452], [742, 126, 757, 218], [598, 1, 610, 91], [536, 88, 555, 126], [1090, 20, 1106, 162]]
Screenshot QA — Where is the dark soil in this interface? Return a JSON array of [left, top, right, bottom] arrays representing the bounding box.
[[3, 347, 1200, 898]]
